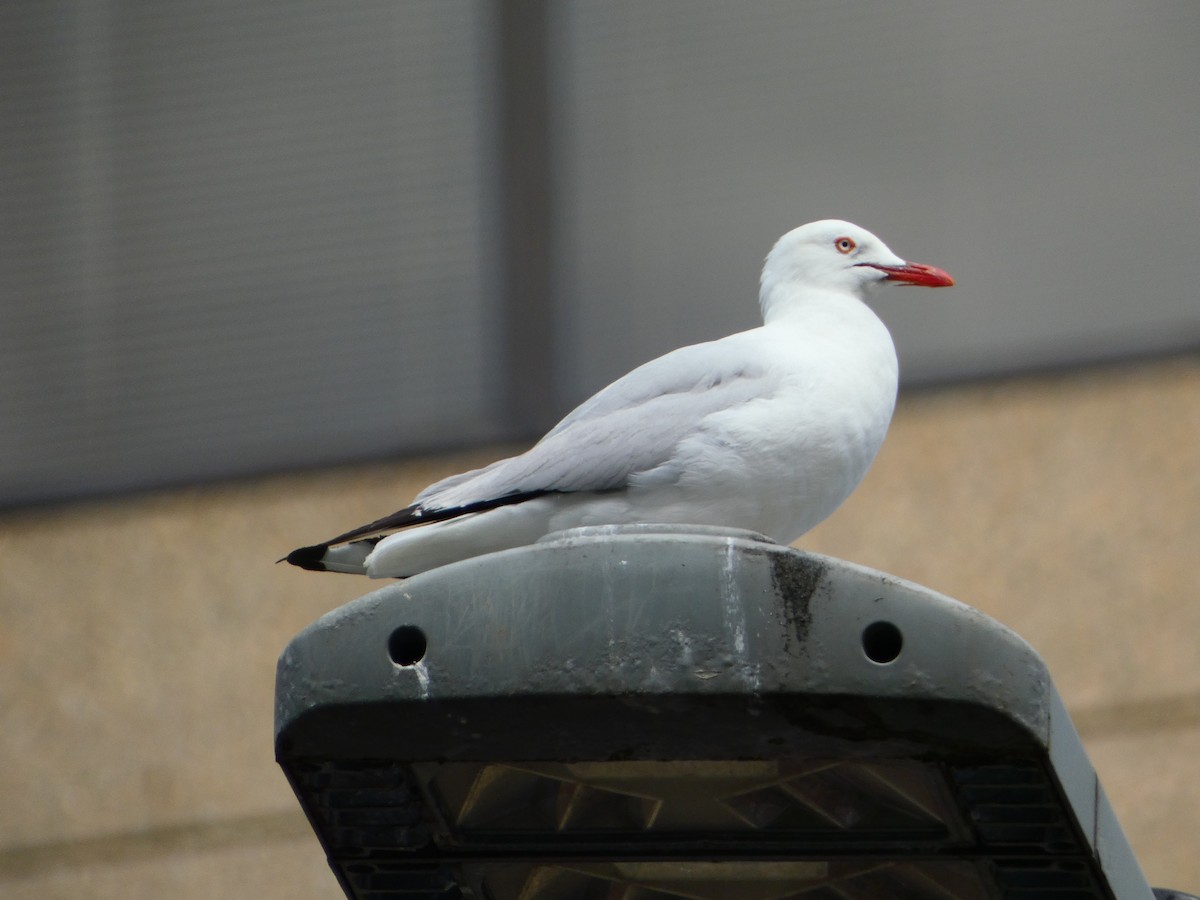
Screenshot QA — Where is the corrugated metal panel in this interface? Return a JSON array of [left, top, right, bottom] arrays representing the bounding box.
[[4, 1, 1198, 506], [549, 1, 1200, 405], [1, 1, 500, 505]]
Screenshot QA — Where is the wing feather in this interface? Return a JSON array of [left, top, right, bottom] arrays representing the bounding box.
[[287, 330, 773, 565], [423, 334, 771, 507]]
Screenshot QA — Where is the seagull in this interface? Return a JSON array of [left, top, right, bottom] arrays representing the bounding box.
[[285, 219, 953, 577]]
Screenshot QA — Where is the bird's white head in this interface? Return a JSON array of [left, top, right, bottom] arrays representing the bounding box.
[[759, 219, 954, 321]]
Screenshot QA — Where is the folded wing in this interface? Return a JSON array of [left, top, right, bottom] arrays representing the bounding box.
[[285, 333, 771, 570]]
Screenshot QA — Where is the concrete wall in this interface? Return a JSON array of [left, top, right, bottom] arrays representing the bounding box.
[[2, 355, 1197, 896]]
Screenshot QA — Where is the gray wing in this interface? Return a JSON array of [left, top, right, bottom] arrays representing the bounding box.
[[285, 331, 772, 565], [418, 333, 771, 510]]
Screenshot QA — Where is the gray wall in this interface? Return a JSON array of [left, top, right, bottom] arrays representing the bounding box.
[[551, 2, 1200, 398], [2, 1, 503, 504], [3, 1, 1198, 504]]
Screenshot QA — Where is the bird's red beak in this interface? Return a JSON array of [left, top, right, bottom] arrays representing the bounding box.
[[861, 261, 955, 288]]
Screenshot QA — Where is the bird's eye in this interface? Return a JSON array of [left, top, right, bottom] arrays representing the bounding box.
[[835, 237, 856, 254]]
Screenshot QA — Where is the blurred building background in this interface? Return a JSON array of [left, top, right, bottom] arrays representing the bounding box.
[[1, 2, 1197, 896]]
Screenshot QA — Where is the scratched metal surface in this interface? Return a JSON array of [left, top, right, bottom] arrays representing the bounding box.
[[275, 525, 1051, 749], [274, 526, 1152, 897]]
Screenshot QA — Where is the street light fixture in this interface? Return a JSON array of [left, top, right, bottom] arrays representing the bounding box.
[[276, 525, 1183, 899]]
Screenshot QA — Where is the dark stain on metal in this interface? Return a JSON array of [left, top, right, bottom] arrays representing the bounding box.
[[770, 551, 826, 651]]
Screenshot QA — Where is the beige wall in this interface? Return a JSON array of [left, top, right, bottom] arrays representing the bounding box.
[[1, 356, 1197, 897]]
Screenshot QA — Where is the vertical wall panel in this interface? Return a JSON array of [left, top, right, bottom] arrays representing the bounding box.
[[1, 1, 500, 504], [549, 1, 1200, 406], [3, 1, 1197, 504]]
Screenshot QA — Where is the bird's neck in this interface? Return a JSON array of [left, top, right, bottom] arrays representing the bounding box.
[[759, 283, 873, 328]]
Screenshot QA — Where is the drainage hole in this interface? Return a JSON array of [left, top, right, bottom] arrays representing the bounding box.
[[388, 625, 427, 666], [862, 620, 903, 664]]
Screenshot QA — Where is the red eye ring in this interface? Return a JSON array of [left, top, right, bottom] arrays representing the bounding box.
[[835, 237, 856, 254]]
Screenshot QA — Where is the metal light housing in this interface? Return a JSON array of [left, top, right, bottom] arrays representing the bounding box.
[[276, 525, 1160, 899]]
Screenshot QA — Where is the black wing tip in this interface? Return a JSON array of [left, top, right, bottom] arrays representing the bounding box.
[[282, 544, 331, 571], [280, 491, 558, 573]]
